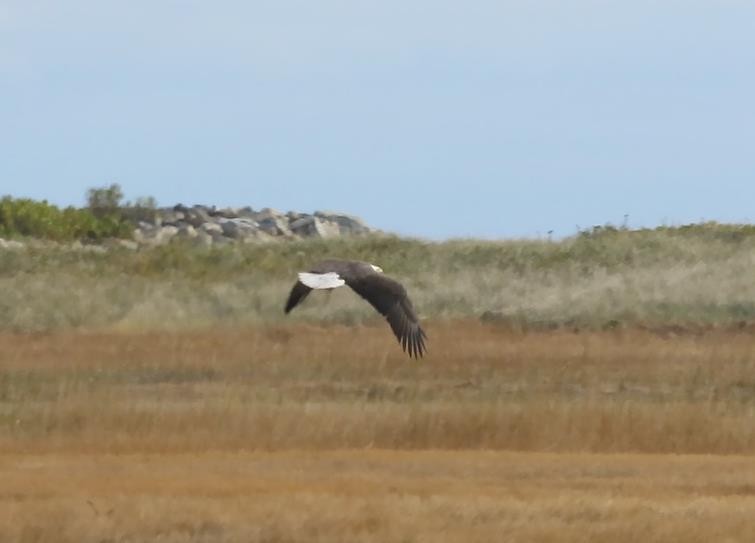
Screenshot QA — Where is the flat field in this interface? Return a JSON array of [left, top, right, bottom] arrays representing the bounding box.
[[1, 321, 754, 541], [3, 450, 754, 543]]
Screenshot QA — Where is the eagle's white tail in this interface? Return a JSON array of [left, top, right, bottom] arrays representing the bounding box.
[[298, 272, 346, 289]]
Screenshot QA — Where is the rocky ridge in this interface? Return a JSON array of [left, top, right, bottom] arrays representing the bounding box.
[[0, 205, 373, 250], [134, 205, 372, 247]]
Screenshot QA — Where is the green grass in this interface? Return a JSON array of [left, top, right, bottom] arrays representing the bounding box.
[[2, 223, 755, 332]]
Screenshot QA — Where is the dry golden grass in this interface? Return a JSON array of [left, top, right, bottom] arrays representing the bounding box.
[[1, 451, 754, 542], [2, 320, 754, 454], [1, 321, 754, 541]]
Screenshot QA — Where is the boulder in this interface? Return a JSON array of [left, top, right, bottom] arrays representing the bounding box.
[[289, 215, 339, 238], [236, 206, 256, 218], [157, 225, 179, 244], [215, 207, 240, 219], [200, 222, 223, 236], [257, 216, 292, 237], [219, 218, 259, 239], [286, 211, 305, 223], [176, 223, 198, 239], [314, 211, 371, 235], [193, 230, 214, 247], [250, 207, 282, 221], [184, 206, 213, 227], [156, 209, 185, 226]]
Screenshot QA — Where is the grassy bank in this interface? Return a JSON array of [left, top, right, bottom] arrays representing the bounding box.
[[2, 224, 755, 332]]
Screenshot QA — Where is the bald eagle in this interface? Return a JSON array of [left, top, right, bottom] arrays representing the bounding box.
[[284, 259, 427, 358]]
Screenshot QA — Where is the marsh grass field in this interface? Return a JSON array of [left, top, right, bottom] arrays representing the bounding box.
[[1, 229, 755, 541], [2, 323, 755, 542]]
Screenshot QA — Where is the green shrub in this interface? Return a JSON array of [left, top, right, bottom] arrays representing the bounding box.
[[86, 183, 124, 218], [0, 196, 132, 241]]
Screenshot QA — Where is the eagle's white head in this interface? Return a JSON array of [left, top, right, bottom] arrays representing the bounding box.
[[370, 264, 383, 273]]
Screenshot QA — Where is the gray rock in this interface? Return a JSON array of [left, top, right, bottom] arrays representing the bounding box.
[[251, 207, 283, 222], [158, 225, 179, 244], [317, 219, 342, 238], [289, 215, 339, 238], [257, 216, 292, 237], [219, 218, 259, 239], [177, 223, 198, 239], [200, 222, 223, 236], [215, 207, 240, 219], [162, 224, 179, 233], [286, 211, 305, 223], [193, 230, 214, 247], [314, 211, 371, 235], [289, 215, 315, 236], [156, 210, 185, 226], [184, 206, 213, 227], [236, 206, 256, 218]]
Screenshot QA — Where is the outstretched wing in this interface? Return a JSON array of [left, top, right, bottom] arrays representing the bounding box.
[[346, 274, 427, 358], [284, 271, 346, 313], [284, 281, 312, 313]]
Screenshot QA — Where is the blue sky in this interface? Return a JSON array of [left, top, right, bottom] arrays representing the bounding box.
[[2, 1, 754, 239]]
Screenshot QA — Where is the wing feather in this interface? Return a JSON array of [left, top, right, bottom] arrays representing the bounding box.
[[285, 261, 347, 313], [346, 274, 427, 358], [284, 281, 312, 313]]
